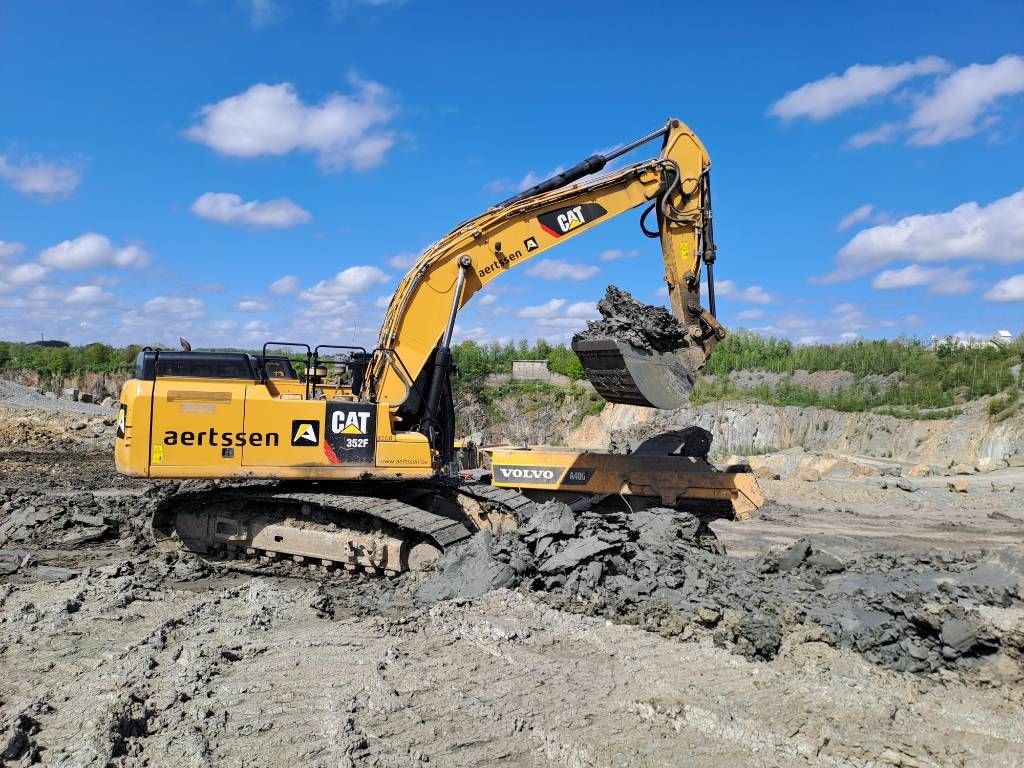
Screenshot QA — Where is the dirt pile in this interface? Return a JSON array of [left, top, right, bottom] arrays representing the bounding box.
[[0, 486, 142, 554], [0, 380, 114, 416], [419, 501, 1024, 674], [573, 286, 687, 353]]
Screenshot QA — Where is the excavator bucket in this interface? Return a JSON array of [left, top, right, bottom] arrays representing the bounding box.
[[572, 286, 710, 410], [572, 337, 699, 409]]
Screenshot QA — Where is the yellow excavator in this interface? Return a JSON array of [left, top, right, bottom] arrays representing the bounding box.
[[115, 118, 762, 574]]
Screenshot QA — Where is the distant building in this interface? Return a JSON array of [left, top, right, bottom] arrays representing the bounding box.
[[930, 330, 1018, 350], [511, 360, 552, 381]]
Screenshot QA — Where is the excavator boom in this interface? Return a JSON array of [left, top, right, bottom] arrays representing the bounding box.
[[367, 118, 723, 420]]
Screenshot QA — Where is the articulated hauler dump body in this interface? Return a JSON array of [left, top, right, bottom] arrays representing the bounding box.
[[115, 118, 762, 575]]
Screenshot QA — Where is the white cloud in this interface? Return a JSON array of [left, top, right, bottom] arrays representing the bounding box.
[[236, 298, 270, 312], [247, 0, 281, 27], [483, 178, 512, 195], [713, 279, 776, 304], [269, 275, 300, 294], [565, 301, 598, 318], [209, 319, 240, 334], [736, 308, 765, 321], [65, 285, 114, 305], [908, 55, 1024, 145], [298, 265, 390, 314], [847, 122, 902, 149], [374, 293, 393, 309], [39, 233, 151, 270], [143, 296, 205, 317], [453, 325, 489, 342], [514, 298, 596, 329], [984, 274, 1024, 302], [820, 189, 1024, 282], [534, 317, 595, 329], [476, 294, 497, 306], [5, 263, 50, 284], [243, 320, 271, 335], [836, 204, 875, 232], [485, 166, 566, 196], [517, 299, 565, 318], [599, 249, 638, 261], [330, 0, 406, 17], [387, 252, 420, 269], [190, 192, 312, 228], [525, 259, 599, 281], [769, 56, 948, 121], [871, 264, 975, 295], [829, 302, 871, 332], [0, 241, 26, 262], [24, 285, 62, 302], [0, 154, 82, 201], [517, 166, 564, 192], [754, 302, 884, 342], [185, 77, 396, 171]]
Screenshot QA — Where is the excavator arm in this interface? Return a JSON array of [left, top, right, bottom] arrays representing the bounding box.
[[365, 118, 724, 450]]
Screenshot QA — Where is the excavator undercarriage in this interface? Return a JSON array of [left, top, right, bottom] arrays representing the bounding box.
[[150, 464, 753, 577], [152, 482, 528, 575]]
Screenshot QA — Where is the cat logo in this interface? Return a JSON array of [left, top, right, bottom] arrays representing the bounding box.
[[331, 409, 370, 435], [290, 419, 320, 446], [538, 203, 607, 238]]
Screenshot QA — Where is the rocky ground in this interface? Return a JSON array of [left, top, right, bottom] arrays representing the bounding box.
[[1, 381, 1023, 767]]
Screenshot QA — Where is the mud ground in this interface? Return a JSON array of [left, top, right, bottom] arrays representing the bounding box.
[[2, 399, 1023, 767]]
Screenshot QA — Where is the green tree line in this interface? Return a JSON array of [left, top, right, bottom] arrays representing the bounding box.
[[702, 331, 1023, 404], [3, 333, 1020, 416], [0, 341, 141, 377], [451, 340, 584, 381]]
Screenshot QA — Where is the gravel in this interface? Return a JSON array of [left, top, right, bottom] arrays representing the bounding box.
[[0, 380, 113, 416]]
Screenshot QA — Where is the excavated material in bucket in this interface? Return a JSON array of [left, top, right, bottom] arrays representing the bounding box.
[[572, 286, 704, 409]]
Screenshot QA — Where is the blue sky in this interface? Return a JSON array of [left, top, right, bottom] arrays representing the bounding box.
[[2, 0, 1023, 349]]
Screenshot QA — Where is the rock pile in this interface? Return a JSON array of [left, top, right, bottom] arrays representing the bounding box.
[[0, 485, 158, 582], [418, 501, 1024, 673], [573, 286, 687, 354]]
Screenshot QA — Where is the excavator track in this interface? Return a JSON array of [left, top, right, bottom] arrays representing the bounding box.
[[152, 481, 539, 577]]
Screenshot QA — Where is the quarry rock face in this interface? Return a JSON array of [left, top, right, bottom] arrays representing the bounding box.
[[571, 399, 1024, 469]]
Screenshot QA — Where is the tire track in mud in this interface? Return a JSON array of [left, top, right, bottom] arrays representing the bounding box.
[[1, 566, 281, 767], [4, 570, 1024, 767]]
